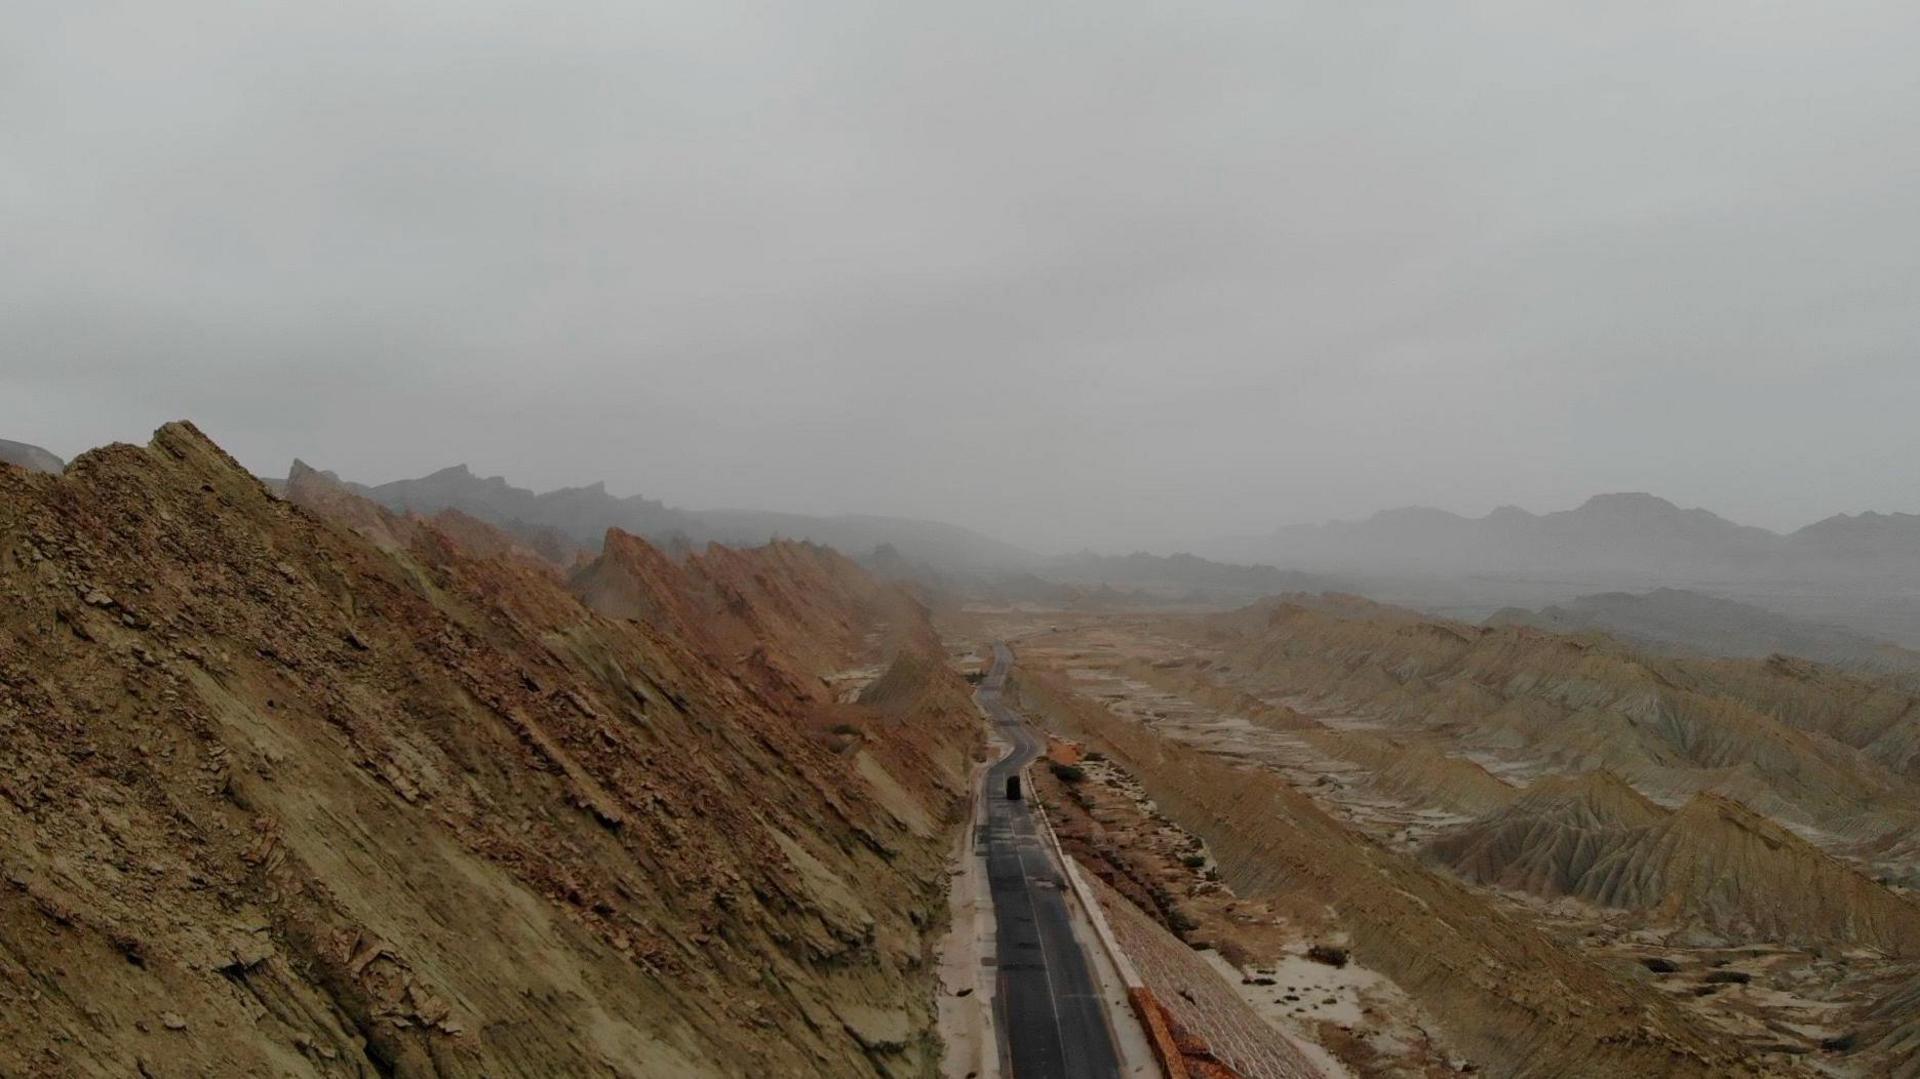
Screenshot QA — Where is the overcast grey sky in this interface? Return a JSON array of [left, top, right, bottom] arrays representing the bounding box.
[[6, 2, 1919, 551]]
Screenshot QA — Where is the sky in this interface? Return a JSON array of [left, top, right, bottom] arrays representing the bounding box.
[[6, 2, 1920, 553]]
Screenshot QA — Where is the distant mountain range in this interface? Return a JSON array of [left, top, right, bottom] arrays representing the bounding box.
[[1487, 588, 1920, 677], [291, 460, 1359, 606], [23, 433, 1920, 622], [291, 460, 1039, 573], [12, 434, 1345, 603], [1246, 492, 1920, 580]]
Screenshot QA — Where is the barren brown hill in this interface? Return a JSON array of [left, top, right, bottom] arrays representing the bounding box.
[[1010, 669, 1781, 1078], [571, 527, 885, 685], [1195, 597, 1920, 878], [288, 460, 575, 577], [0, 423, 979, 1077], [285, 458, 422, 551], [1486, 588, 1920, 678], [1426, 772, 1920, 952], [1112, 651, 1519, 818]]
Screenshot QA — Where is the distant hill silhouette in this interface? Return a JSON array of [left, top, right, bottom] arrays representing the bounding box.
[[1488, 588, 1920, 676], [0, 439, 63, 474], [1256, 492, 1920, 580], [296, 460, 1038, 574]]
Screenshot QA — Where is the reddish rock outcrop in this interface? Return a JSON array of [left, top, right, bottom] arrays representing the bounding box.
[[0, 422, 980, 1077]]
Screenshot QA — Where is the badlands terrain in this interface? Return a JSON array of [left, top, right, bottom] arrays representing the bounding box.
[[6, 428, 1920, 1077], [945, 596, 1920, 1077]]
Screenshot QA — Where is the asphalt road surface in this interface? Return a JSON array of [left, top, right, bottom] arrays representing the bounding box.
[[978, 642, 1123, 1079]]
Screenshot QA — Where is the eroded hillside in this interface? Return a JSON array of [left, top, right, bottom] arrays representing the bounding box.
[[1010, 668, 1760, 1077], [0, 424, 981, 1077], [1426, 772, 1920, 953], [950, 596, 1920, 1076], [1202, 597, 1920, 879]]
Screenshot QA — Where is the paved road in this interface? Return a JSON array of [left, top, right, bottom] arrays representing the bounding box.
[[978, 642, 1123, 1079]]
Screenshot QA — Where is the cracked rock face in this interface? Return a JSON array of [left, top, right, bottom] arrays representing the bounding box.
[[0, 422, 979, 1077]]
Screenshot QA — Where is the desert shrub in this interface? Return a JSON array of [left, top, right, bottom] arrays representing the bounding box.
[[1307, 945, 1349, 968], [1048, 761, 1085, 783]]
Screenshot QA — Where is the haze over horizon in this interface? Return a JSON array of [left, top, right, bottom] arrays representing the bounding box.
[[9, 2, 1920, 551], [16, 9, 1920, 1076]]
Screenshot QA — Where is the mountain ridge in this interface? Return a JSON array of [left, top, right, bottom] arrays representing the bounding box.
[[0, 421, 981, 1076], [1242, 491, 1920, 584], [315, 459, 1038, 574], [1488, 587, 1920, 676]]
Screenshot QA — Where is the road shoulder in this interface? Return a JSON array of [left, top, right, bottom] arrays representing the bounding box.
[[937, 729, 1004, 1078]]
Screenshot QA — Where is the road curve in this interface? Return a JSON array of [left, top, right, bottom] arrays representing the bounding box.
[[978, 642, 1123, 1079]]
